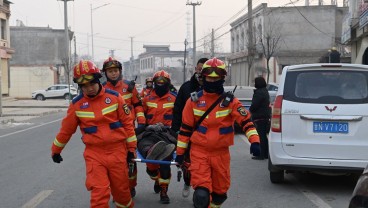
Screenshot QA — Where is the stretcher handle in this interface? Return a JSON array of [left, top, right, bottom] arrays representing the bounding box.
[[132, 158, 178, 165]]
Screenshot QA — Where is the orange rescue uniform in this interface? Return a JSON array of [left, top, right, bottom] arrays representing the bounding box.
[[140, 87, 152, 98], [177, 90, 260, 194], [51, 87, 137, 208], [142, 89, 177, 187], [104, 80, 145, 125], [103, 79, 144, 191], [142, 90, 176, 127]]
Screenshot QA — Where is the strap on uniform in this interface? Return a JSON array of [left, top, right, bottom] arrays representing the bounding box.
[[194, 92, 227, 130]]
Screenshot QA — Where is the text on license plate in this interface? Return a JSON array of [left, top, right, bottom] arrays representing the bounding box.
[[313, 121, 349, 133]]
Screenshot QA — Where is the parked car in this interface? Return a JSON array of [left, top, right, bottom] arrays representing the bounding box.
[[349, 164, 368, 208], [31, 84, 78, 101], [224, 86, 255, 133], [268, 63, 368, 183], [267, 82, 279, 92]]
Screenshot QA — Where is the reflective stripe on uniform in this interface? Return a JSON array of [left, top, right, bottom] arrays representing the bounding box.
[[53, 138, 66, 148], [102, 103, 118, 115], [75, 111, 95, 118], [136, 112, 145, 117], [159, 178, 170, 185], [177, 141, 188, 149], [127, 135, 137, 143], [115, 198, 132, 208], [146, 102, 158, 108], [163, 102, 174, 108], [123, 93, 132, 100], [210, 202, 221, 208], [216, 109, 232, 118], [246, 129, 258, 138], [193, 109, 206, 117]]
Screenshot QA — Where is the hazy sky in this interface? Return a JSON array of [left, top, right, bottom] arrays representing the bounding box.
[[10, 0, 346, 62]]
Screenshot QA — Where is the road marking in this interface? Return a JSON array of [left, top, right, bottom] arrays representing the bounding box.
[[292, 178, 333, 208], [238, 134, 332, 208], [0, 119, 62, 138], [21, 190, 53, 208]]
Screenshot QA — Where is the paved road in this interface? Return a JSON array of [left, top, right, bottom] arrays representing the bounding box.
[[0, 100, 359, 208]]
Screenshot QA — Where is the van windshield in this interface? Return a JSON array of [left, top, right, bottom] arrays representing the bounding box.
[[284, 70, 368, 104]]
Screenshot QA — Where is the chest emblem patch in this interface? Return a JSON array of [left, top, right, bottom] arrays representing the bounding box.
[[123, 88, 127, 93], [105, 97, 112, 104], [80, 102, 89, 109]]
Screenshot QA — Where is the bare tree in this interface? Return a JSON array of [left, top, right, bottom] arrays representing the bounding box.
[[259, 14, 282, 83], [245, 30, 257, 85]]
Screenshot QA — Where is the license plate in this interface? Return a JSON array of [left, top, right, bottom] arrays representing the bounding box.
[[313, 121, 349, 133]]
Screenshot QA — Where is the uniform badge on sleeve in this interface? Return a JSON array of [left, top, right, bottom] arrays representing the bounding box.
[[237, 106, 247, 116], [105, 97, 111, 104], [123, 104, 130, 115]]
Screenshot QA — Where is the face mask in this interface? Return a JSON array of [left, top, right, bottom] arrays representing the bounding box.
[[155, 83, 170, 97], [203, 79, 224, 94]]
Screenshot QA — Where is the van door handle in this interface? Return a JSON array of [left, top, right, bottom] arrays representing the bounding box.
[[300, 115, 363, 121]]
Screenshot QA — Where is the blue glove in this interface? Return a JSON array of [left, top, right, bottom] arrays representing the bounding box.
[[250, 143, 260, 156], [175, 155, 184, 167], [52, 153, 63, 163], [137, 123, 145, 128]]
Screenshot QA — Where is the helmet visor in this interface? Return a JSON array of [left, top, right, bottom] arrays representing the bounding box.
[[201, 67, 227, 77], [154, 76, 169, 85], [75, 74, 95, 84], [103, 60, 120, 70]]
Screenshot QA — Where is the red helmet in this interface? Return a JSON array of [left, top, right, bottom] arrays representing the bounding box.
[[145, 77, 153, 83], [153, 70, 171, 84], [73, 60, 102, 84], [201, 57, 227, 78], [102, 57, 122, 71]]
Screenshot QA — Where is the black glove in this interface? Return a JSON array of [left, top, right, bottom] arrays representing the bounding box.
[[175, 155, 184, 167], [127, 80, 136, 93], [52, 153, 63, 163], [250, 143, 261, 156], [127, 151, 136, 163]]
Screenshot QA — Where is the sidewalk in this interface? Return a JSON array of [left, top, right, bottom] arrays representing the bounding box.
[[0, 97, 69, 124]]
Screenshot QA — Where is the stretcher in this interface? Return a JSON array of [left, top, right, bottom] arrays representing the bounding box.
[[132, 149, 178, 165]]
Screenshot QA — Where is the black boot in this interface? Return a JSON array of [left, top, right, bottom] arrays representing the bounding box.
[[130, 187, 136, 198], [160, 185, 170, 204], [154, 180, 161, 193]]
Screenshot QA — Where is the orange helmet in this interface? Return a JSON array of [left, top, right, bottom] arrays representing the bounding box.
[[146, 77, 153, 83], [102, 57, 122, 71], [201, 57, 227, 78], [153, 70, 171, 84], [73, 60, 102, 84]]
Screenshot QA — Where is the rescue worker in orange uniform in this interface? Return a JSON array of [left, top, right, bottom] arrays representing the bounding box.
[[175, 58, 261, 208], [142, 70, 177, 204], [140, 77, 153, 98], [51, 60, 137, 208], [102, 57, 145, 197]]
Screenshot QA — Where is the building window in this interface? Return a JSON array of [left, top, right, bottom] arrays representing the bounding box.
[[1, 19, 6, 40]]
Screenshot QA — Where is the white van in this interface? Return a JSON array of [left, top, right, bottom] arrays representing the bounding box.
[[269, 63, 368, 183]]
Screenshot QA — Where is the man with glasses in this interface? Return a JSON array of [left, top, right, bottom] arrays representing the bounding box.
[[102, 57, 145, 197], [51, 60, 137, 208]]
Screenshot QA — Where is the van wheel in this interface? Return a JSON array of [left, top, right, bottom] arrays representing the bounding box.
[[270, 170, 284, 183], [36, 94, 45, 101]]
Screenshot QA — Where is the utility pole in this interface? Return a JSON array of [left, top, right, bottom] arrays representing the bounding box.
[[58, 0, 73, 99], [247, 0, 253, 85], [130, 36, 134, 80], [305, 0, 309, 6], [211, 28, 215, 58], [109, 49, 115, 57], [74, 35, 77, 66], [184, 39, 188, 83], [186, 1, 201, 71]]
